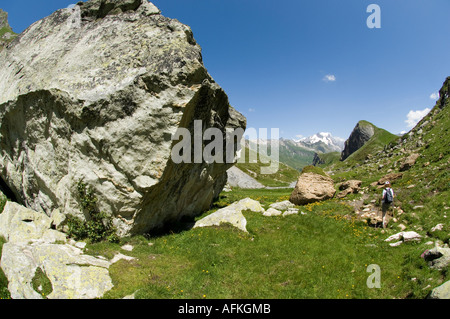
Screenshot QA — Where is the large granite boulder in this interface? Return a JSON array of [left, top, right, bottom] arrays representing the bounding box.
[[289, 172, 336, 205], [0, 0, 245, 236]]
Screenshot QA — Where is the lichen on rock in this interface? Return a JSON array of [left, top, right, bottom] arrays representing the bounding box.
[[0, 0, 246, 237]]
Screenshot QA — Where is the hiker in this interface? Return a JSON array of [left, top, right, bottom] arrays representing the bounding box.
[[381, 181, 395, 228]]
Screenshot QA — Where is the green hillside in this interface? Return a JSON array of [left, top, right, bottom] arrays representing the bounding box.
[[344, 121, 399, 165], [235, 146, 299, 187], [313, 151, 341, 168], [278, 140, 316, 171]]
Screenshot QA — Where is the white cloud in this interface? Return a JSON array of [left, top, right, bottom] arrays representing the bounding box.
[[430, 91, 439, 100], [405, 108, 431, 128], [323, 74, 336, 82], [248, 108, 255, 113], [67, 4, 76, 9]]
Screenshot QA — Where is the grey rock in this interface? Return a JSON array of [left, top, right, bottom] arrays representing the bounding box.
[[399, 153, 420, 172], [1, 242, 113, 299], [385, 231, 422, 244], [269, 200, 295, 211], [263, 208, 282, 217], [0, 201, 113, 299], [226, 166, 265, 189], [193, 198, 264, 232], [336, 180, 362, 198], [429, 280, 450, 299], [0, 201, 66, 244], [0, 0, 245, 237], [282, 208, 299, 217], [341, 121, 375, 161], [422, 246, 450, 271]]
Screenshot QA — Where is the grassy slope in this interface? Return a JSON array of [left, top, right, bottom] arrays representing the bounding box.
[[92, 188, 442, 299], [235, 146, 299, 187], [278, 141, 316, 171], [314, 151, 341, 168], [340, 121, 399, 167]]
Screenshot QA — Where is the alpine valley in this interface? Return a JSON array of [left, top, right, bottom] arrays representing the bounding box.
[[0, 0, 449, 301]]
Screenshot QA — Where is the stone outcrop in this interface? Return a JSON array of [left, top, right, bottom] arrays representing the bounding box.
[[0, 0, 245, 236], [0, 201, 114, 299], [289, 172, 336, 205], [340, 121, 375, 161]]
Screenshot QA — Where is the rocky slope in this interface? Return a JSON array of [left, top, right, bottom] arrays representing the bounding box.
[[0, 0, 246, 236], [329, 77, 449, 239]]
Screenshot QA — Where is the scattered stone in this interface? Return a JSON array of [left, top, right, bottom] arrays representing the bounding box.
[[233, 198, 265, 213], [399, 153, 420, 172], [336, 180, 362, 198], [389, 241, 403, 247], [385, 231, 422, 245], [263, 208, 282, 217], [431, 224, 444, 232], [371, 173, 403, 187], [75, 242, 87, 249], [282, 208, 299, 217], [422, 247, 450, 271], [121, 244, 134, 252], [111, 253, 137, 264], [269, 200, 295, 211]]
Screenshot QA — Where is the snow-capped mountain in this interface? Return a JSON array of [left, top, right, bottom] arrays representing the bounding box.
[[296, 132, 345, 152], [244, 132, 345, 171]]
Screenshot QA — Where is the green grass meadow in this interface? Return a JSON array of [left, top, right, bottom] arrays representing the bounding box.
[[81, 188, 447, 300]]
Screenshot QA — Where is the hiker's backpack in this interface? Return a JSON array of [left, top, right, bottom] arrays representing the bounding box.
[[384, 188, 393, 203]]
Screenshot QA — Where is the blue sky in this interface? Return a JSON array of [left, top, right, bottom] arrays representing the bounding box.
[[2, 0, 449, 139]]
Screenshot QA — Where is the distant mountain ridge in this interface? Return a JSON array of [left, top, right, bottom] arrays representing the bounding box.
[[295, 132, 345, 152], [246, 132, 345, 172]]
